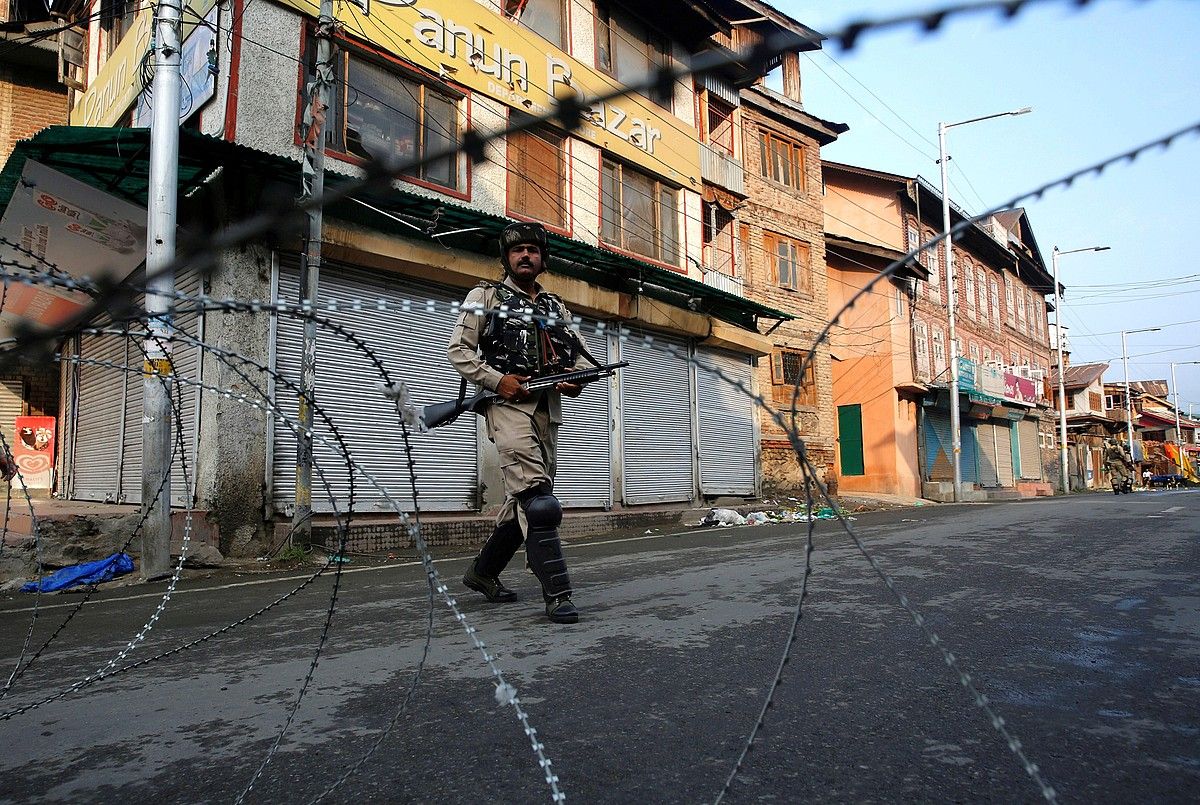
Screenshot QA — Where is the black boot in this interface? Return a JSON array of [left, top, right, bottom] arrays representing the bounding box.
[[463, 519, 523, 603], [518, 488, 577, 623]]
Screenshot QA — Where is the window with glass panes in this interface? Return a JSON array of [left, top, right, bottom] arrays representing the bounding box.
[[101, 0, 138, 58], [600, 159, 680, 265], [504, 0, 564, 49], [763, 231, 810, 292], [507, 117, 567, 229], [594, 3, 671, 109], [303, 42, 465, 192], [706, 96, 735, 155], [702, 201, 735, 276], [770, 349, 816, 406], [758, 130, 806, 191]]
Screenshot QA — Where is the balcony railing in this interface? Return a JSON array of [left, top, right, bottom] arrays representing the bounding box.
[[700, 143, 745, 196], [701, 266, 744, 297]]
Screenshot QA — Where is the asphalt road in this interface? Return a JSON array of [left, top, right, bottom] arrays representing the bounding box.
[[0, 489, 1197, 804]]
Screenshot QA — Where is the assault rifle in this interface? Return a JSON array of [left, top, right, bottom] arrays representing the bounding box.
[[423, 361, 629, 430]]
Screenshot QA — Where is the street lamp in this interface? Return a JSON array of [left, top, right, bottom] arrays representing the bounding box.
[[938, 106, 1032, 502], [1121, 326, 1162, 458], [1051, 245, 1110, 494], [1171, 361, 1200, 450]]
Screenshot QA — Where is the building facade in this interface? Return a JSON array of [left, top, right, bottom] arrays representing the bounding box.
[[824, 161, 1056, 500], [0, 0, 854, 551]]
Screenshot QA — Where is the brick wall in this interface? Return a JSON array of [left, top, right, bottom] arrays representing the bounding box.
[[738, 103, 836, 495], [0, 65, 69, 166]]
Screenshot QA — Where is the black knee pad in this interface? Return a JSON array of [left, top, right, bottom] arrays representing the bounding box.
[[522, 493, 562, 530]]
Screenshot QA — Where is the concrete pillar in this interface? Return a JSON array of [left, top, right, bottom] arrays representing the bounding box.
[[195, 243, 273, 556]]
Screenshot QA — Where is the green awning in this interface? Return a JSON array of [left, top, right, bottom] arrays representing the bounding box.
[[0, 127, 793, 331]]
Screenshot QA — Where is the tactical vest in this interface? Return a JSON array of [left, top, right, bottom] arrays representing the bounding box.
[[479, 282, 579, 377]]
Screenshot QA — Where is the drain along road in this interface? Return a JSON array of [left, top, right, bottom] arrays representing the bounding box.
[[1, 490, 1197, 803]]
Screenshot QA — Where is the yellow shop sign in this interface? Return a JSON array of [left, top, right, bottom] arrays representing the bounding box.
[[275, 0, 701, 186]]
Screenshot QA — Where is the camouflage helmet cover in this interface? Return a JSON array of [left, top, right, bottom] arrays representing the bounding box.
[[499, 221, 550, 271]]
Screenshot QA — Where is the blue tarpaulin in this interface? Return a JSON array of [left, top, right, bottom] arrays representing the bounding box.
[[21, 553, 135, 593]]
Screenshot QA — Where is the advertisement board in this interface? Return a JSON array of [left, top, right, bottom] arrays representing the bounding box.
[[13, 416, 55, 489], [134, 5, 220, 127]]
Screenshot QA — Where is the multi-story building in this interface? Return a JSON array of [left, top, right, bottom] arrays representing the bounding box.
[[1049, 361, 1117, 490], [0, 0, 75, 479], [824, 161, 1056, 500], [0, 0, 853, 551]]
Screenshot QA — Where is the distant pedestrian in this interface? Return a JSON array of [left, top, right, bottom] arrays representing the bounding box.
[[1142, 468, 1152, 487]]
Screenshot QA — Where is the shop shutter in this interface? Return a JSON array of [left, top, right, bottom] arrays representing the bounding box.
[[995, 420, 1015, 485], [120, 270, 204, 507], [620, 331, 694, 504], [696, 348, 756, 496], [0, 377, 23, 458], [976, 421, 1000, 487], [272, 258, 476, 514], [72, 330, 129, 501], [923, 409, 952, 481], [960, 421, 980, 485], [1018, 419, 1041, 480], [554, 324, 613, 507]]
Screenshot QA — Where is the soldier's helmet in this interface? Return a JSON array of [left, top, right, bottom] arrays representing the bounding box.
[[499, 221, 550, 271]]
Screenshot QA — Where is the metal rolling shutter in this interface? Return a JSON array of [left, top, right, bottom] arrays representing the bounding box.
[[995, 420, 1014, 485], [620, 331, 694, 505], [960, 421, 980, 485], [1018, 419, 1041, 480], [923, 410, 952, 481], [976, 421, 1000, 487], [0, 377, 23, 457], [696, 348, 755, 496], [554, 324, 612, 508], [72, 331, 129, 502], [272, 259, 476, 513], [121, 270, 203, 507]]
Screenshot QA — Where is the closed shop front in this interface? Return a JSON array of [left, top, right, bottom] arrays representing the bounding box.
[[272, 258, 476, 513], [696, 348, 756, 496], [923, 408, 953, 481], [960, 420, 980, 485], [976, 421, 1001, 487], [554, 325, 613, 507], [69, 271, 202, 506], [620, 331, 694, 504], [1018, 418, 1041, 480], [994, 420, 1015, 485]]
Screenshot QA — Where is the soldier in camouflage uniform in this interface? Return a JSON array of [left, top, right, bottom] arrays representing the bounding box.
[[447, 222, 590, 624]]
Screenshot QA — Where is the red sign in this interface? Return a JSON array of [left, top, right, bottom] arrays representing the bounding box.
[[1003, 373, 1037, 405], [13, 416, 55, 489]]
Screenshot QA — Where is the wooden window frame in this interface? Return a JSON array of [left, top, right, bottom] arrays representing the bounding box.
[[705, 95, 735, 155], [594, 2, 672, 111], [770, 348, 816, 407], [758, 129, 807, 192], [763, 230, 811, 293], [701, 201, 736, 277], [301, 35, 469, 198], [503, 0, 566, 50], [507, 117, 569, 232], [600, 157, 681, 267]]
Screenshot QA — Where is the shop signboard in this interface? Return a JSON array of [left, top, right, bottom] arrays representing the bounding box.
[[1004, 372, 1037, 406], [957, 357, 977, 393], [272, 0, 702, 186], [134, 5, 219, 127], [978, 363, 1006, 398]]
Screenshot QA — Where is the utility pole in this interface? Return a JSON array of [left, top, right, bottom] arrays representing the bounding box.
[[1051, 244, 1109, 495], [935, 106, 1030, 502], [294, 0, 336, 543], [142, 0, 183, 580]]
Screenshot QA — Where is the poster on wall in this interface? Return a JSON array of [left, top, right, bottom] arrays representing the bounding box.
[[133, 4, 219, 127], [0, 161, 147, 339], [13, 416, 55, 489]]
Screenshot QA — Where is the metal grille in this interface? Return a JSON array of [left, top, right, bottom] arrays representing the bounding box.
[[976, 421, 1001, 487], [1018, 418, 1041, 480], [72, 331, 128, 502]]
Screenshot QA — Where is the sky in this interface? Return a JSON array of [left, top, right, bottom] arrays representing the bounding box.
[[770, 0, 1200, 414]]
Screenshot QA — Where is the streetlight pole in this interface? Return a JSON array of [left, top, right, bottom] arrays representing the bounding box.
[[937, 106, 1031, 502], [1171, 361, 1200, 451], [1051, 245, 1109, 495], [1121, 326, 1161, 460]]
